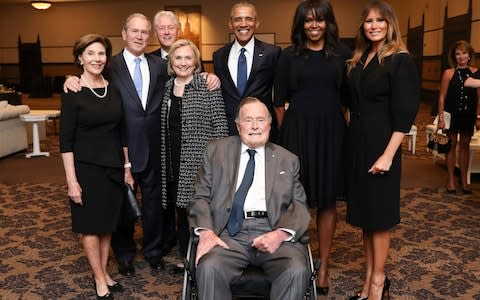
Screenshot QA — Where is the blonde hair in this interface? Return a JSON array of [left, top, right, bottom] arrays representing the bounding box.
[[347, 0, 407, 74], [167, 39, 202, 76]]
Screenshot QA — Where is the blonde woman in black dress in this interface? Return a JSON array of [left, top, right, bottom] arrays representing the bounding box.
[[345, 1, 419, 299], [60, 34, 129, 299]]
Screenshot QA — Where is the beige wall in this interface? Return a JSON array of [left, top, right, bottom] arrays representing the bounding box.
[[0, 0, 478, 65], [0, 0, 366, 64]]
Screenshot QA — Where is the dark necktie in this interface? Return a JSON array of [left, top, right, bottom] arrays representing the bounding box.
[[227, 149, 256, 236], [236, 48, 247, 97]]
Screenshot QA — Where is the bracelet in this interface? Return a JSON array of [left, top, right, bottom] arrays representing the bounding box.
[[124, 162, 132, 168]]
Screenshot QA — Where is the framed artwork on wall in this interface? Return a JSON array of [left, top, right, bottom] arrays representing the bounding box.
[[165, 5, 201, 51]]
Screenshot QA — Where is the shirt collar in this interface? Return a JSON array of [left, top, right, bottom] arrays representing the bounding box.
[[232, 38, 255, 55], [241, 142, 264, 157], [123, 48, 146, 63]]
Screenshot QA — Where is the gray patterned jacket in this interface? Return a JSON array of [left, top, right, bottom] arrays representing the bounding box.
[[160, 72, 229, 208]]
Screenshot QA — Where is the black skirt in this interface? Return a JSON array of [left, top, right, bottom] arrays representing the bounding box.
[[70, 161, 124, 234]]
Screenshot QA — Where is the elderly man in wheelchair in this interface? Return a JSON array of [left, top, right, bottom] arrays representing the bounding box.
[[184, 98, 318, 299]]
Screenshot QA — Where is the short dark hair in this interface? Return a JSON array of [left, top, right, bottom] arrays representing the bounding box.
[[290, 0, 339, 57], [72, 34, 112, 69]]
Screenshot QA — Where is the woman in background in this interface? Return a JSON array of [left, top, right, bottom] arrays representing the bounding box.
[[345, 1, 419, 299], [437, 40, 479, 194], [274, 0, 350, 294], [60, 34, 129, 299], [160, 39, 228, 270]]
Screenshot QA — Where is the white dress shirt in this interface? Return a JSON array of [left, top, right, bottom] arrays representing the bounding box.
[[237, 143, 267, 212], [228, 38, 255, 88], [123, 49, 150, 110]]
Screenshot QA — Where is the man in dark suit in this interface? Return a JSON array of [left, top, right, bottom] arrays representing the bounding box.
[[150, 10, 179, 60], [188, 97, 311, 299], [64, 13, 170, 276], [213, 2, 281, 140]]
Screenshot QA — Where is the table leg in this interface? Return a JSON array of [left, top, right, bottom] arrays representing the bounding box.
[[26, 121, 50, 158]]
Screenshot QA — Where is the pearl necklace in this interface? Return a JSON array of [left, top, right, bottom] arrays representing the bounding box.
[[173, 78, 186, 87], [81, 74, 108, 98]]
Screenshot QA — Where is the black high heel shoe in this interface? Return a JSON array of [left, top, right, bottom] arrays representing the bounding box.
[[348, 294, 368, 300], [381, 277, 390, 300], [107, 282, 123, 293], [316, 285, 329, 295], [93, 279, 113, 299]]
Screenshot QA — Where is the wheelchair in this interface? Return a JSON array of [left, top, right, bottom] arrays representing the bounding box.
[[182, 235, 320, 300]]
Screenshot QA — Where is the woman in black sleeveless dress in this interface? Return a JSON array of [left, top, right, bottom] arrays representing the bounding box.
[[437, 40, 480, 193]]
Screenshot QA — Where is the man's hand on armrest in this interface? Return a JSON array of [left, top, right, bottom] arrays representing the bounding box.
[[63, 75, 82, 93], [251, 229, 290, 254], [196, 229, 229, 266]]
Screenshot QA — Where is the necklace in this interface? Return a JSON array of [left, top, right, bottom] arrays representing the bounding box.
[[81, 74, 108, 98], [173, 78, 186, 87], [456, 68, 469, 111]]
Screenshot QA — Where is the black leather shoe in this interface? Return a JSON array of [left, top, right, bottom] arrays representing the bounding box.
[[107, 282, 124, 293], [117, 261, 135, 277], [168, 262, 184, 275], [146, 256, 165, 272]]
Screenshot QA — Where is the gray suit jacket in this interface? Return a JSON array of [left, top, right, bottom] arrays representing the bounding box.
[[188, 136, 310, 241]]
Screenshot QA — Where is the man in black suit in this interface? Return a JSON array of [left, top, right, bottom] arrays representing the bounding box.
[[64, 13, 170, 276], [213, 2, 281, 140]]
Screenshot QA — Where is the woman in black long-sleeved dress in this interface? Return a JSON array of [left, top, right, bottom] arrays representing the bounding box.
[[274, 0, 350, 294], [60, 34, 128, 299], [345, 1, 419, 299]]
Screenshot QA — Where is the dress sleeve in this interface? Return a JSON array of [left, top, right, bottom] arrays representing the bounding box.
[[273, 48, 292, 107], [208, 87, 229, 139], [390, 53, 420, 132], [472, 69, 480, 79], [59, 92, 78, 153]]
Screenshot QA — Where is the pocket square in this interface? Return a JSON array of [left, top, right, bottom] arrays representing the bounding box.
[[279, 171, 286, 175]]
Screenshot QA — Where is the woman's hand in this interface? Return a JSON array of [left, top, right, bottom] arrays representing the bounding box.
[[437, 118, 445, 129], [67, 181, 83, 205], [368, 154, 392, 175]]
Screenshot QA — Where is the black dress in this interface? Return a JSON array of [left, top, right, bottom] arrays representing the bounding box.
[[274, 46, 349, 209], [444, 68, 478, 136], [345, 53, 419, 231], [60, 86, 125, 234]]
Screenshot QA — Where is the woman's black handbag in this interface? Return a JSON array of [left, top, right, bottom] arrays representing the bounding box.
[[427, 129, 451, 154], [125, 184, 142, 221]]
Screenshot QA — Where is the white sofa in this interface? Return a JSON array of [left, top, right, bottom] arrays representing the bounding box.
[[0, 101, 30, 158]]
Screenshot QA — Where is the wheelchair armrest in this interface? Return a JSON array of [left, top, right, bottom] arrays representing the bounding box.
[[299, 235, 310, 244]]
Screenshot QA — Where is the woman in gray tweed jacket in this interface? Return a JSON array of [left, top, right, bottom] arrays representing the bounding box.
[[160, 39, 228, 261]]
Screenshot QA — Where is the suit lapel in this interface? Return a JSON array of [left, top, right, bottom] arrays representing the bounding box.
[[145, 55, 156, 109], [264, 143, 276, 206], [221, 43, 239, 96], [247, 39, 264, 91], [113, 52, 143, 109], [227, 137, 242, 203]]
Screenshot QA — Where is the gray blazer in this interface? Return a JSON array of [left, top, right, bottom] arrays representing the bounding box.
[[188, 136, 311, 241]]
